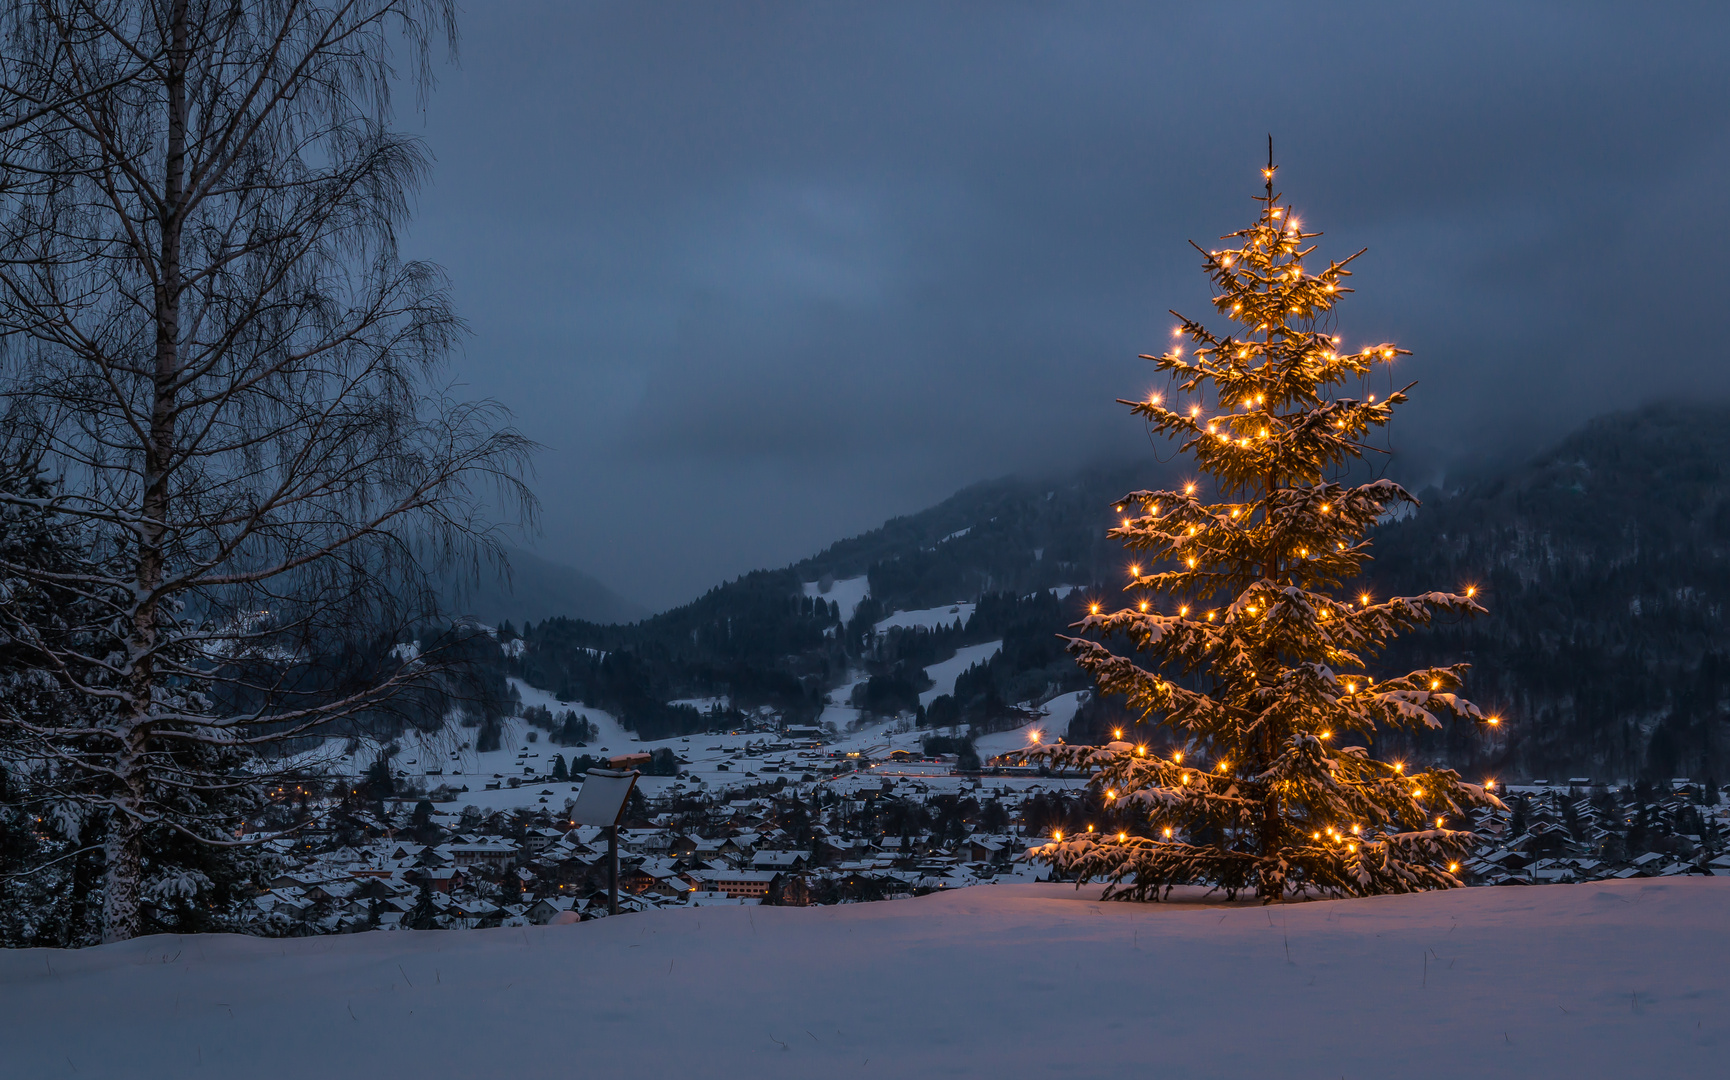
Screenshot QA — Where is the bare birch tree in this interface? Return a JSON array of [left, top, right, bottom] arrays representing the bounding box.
[[0, 0, 533, 942]]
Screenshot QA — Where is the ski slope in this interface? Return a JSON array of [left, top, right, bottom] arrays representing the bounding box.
[[7, 879, 1724, 1078]]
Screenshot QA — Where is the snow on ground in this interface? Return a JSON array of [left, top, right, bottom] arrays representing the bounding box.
[[972, 690, 1086, 759], [919, 641, 1001, 707], [803, 575, 870, 623], [8, 879, 1724, 1078], [279, 639, 1071, 811], [874, 601, 974, 633], [814, 666, 874, 737], [509, 679, 635, 748]]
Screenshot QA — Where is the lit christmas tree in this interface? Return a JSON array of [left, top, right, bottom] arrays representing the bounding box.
[[1018, 147, 1504, 902]]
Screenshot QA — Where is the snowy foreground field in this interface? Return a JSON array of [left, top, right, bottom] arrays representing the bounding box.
[[4, 880, 1725, 1079]]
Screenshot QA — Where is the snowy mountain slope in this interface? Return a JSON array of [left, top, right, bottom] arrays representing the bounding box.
[[971, 689, 1086, 758], [443, 545, 647, 626], [803, 574, 871, 624], [874, 600, 974, 633], [920, 641, 1002, 708], [5, 879, 1724, 1079]]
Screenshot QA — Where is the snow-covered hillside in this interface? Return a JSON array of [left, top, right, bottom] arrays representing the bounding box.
[[803, 575, 870, 623], [874, 600, 974, 633], [6, 880, 1723, 1078], [919, 641, 1000, 707]]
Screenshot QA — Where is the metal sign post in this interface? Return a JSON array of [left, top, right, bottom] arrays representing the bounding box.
[[569, 768, 639, 916]]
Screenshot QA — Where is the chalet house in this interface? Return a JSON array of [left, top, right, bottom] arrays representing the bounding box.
[[526, 897, 587, 924], [695, 868, 782, 900], [408, 866, 466, 894], [752, 850, 808, 871], [445, 842, 517, 868]]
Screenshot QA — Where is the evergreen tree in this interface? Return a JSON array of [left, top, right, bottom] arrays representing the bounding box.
[[404, 878, 440, 930], [0, 456, 270, 945], [1019, 149, 1502, 901], [551, 754, 569, 782]]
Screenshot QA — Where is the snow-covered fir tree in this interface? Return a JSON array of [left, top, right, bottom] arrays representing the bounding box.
[[1016, 149, 1504, 902], [0, 453, 270, 946]]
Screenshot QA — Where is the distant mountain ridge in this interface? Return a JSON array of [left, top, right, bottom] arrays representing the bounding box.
[[442, 546, 648, 628], [497, 400, 1730, 782]]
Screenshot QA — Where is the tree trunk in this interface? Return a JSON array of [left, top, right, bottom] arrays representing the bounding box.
[[100, 810, 143, 943], [106, 0, 189, 945]]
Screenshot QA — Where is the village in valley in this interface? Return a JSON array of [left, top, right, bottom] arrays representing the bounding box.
[[249, 617, 1730, 935]]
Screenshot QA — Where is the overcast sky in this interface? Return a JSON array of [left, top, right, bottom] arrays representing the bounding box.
[[400, 2, 1730, 611]]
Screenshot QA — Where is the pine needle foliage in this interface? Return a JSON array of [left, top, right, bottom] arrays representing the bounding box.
[[1017, 153, 1504, 902]]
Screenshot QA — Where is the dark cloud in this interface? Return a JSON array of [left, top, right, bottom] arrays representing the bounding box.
[[402, 1, 1730, 610]]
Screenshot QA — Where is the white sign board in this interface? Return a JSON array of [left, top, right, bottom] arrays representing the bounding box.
[[570, 768, 638, 827]]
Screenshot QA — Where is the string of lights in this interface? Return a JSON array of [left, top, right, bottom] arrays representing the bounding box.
[[1008, 148, 1506, 903]]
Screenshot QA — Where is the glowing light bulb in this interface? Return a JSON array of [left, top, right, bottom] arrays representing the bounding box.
[[1319, 730, 1331, 740], [1129, 564, 1141, 577], [1359, 593, 1370, 606], [1162, 826, 1173, 838], [1487, 716, 1500, 726], [1216, 760, 1227, 771], [1346, 683, 1357, 694], [1089, 603, 1100, 615], [1179, 605, 1188, 616], [1448, 862, 1460, 873], [1350, 823, 1360, 834], [1465, 586, 1477, 598], [1139, 600, 1149, 612], [1394, 761, 1405, 773], [1113, 729, 1123, 740], [1086, 824, 1094, 833], [1028, 728, 1043, 745], [1118, 831, 1127, 842], [1485, 779, 1496, 790], [1435, 817, 1445, 829], [1430, 680, 1439, 690], [1185, 483, 1196, 495], [1053, 830, 1062, 841], [1136, 745, 1147, 756]]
